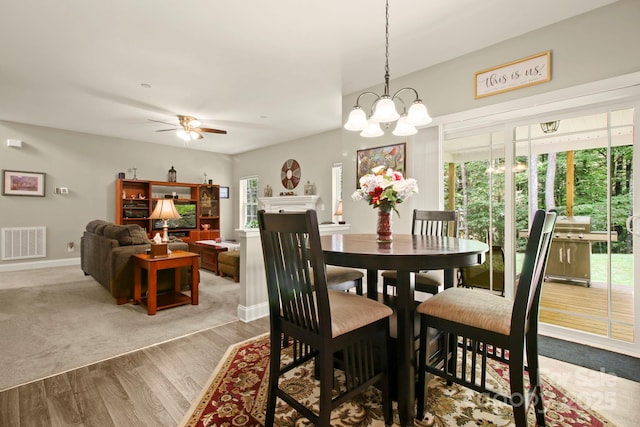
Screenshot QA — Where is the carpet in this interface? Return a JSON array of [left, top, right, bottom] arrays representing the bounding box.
[[539, 335, 640, 383], [0, 265, 240, 391], [181, 334, 615, 427]]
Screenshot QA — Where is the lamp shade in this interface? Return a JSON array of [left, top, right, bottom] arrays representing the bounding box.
[[370, 96, 400, 123], [392, 115, 418, 136], [360, 120, 384, 138], [406, 100, 432, 126], [344, 107, 368, 131], [149, 199, 181, 220]]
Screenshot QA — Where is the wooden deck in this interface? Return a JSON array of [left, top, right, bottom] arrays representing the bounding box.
[[539, 279, 634, 342]]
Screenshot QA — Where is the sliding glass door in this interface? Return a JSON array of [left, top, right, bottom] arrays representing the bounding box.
[[514, 108, 635, 345], [443, 105, 637, 354]]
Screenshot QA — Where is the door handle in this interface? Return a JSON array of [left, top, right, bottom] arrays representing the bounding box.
[[566, 247, 571, 264], [626, 216, 640, 236], [559, 247, 563, 263]]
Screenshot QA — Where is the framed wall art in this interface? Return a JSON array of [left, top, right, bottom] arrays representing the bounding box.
[[219, 186, 229, 199], [2, 170, 46, 196], [356, 142, 406, 188]]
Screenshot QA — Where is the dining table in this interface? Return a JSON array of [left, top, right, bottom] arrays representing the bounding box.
[[320, 233, 488, 427]]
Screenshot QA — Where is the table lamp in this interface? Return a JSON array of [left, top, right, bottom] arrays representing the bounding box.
[[149, 199, 181, 243], [334, 200, 345, 224]]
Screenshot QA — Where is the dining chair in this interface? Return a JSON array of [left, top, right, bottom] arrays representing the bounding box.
[[309, 265, 364, 294], [382, 209, 459, 297], [415, 209, 557, 427], [258, 209, 393, 426]]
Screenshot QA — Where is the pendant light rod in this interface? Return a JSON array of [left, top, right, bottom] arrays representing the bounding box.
[[344, 0, 432, 138]]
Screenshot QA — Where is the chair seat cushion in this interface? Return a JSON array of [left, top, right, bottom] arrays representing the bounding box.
[[328, 291, 393, 337], [324, 266, 364, 286], [416, 287, 512, 335], [381, 270, 444, 287]]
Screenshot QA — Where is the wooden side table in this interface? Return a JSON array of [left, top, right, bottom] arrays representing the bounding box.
[[133, 250, 200, 315]]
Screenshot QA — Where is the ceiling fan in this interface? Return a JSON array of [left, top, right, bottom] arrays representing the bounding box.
[[151, 115, 227, 141]]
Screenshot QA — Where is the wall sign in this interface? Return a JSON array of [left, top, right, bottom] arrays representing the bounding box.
[[474, 51, 551, 99]]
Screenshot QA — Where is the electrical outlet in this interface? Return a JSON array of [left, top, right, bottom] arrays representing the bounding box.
[[67, 242, 75, 252]]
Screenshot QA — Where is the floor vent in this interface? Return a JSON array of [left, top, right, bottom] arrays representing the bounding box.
[[1, 227, 47, 260]]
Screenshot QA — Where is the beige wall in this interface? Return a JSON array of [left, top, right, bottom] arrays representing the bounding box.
[[237, 0, 640, 234], [0, 122, 233, 268], [1, 0, 639, 270]]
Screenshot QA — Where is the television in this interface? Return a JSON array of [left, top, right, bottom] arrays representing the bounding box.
[[152, 202, 197, 229]]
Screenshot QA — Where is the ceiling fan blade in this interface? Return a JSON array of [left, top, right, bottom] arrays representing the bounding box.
[[197, 127, 227, 135], [148, 119, 178, 127], [155, 129, 177, 132]]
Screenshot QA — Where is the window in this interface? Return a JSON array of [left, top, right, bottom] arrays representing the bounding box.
[[332, 163, 343, 221], [240, 176, 259, 229]]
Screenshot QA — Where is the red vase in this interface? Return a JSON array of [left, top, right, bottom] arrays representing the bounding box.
[[377, 206, 393, 243]]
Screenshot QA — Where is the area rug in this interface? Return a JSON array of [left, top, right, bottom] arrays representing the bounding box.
[[181, 334, 615, 427], [539, 335, 640, 383]]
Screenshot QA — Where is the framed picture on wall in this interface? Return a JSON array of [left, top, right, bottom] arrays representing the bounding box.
[[219, 186, 229, 199], [2, 170, 46, 196], [356, 143, 406, 188]]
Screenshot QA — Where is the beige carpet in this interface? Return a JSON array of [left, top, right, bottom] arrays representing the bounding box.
[[0, 265, 241, 391]]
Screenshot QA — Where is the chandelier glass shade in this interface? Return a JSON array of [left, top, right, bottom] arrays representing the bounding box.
[[344, 0, 432, 138]]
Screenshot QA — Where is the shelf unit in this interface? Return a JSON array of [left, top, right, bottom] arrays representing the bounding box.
[[116, 179, 220, 242]]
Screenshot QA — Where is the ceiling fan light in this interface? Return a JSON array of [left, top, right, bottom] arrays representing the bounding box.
[[344, 107, 367, 131], [406, 100, 432, 126], [360, 120, 384, 138], [189, 130, 200, 140], [371, 96, 400, 123], [187, 118, 201, 128], [176, 128, 190, 141], [392, 116, 418, 136]]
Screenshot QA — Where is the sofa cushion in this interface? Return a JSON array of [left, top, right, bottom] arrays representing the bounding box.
[[86, 219, 111, 235], [103, 224, 150, 246]]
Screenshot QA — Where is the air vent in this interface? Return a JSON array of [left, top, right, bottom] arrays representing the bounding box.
[[1, 227, 46, 260]]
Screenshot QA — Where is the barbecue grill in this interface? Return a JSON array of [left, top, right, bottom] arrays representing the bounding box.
[[545, 216, 617, 286]]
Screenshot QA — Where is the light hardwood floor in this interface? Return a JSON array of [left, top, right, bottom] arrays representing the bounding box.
[[0, 317, 270, 427], [1, 294, 637, 426]]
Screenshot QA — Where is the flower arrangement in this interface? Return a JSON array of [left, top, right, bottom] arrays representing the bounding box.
[[352, 165, 419, 215]]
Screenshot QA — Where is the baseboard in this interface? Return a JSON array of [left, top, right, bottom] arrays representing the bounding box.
[[0, 257, 81, 272], [237, 302, 269, 323]]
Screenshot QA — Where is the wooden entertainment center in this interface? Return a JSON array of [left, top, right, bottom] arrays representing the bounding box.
[[116, 179, 221, 242]]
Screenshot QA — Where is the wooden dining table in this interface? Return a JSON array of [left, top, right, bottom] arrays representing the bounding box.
[[320, 233, 488, 427]]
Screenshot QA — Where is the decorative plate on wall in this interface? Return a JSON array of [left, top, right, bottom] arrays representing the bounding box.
[[281, 159, 301, 189]]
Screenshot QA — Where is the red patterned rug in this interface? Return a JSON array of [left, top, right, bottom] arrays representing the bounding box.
[[180, 334, 614, 426]]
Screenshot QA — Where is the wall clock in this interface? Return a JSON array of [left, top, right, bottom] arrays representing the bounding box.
[[281, 159, 301, 190]]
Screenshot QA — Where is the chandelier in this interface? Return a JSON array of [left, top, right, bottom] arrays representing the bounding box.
[[344, 0, 432, 137]]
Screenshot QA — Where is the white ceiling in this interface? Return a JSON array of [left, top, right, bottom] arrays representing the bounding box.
[[0, 0, 617, 155]]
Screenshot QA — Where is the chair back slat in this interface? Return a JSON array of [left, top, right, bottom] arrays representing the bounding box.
[[258, 210, 331, 337], [511, 210, 558, 335], [412, 210, 459, 237]]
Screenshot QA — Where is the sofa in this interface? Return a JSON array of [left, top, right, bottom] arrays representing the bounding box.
[[80, 219, 190, 304]]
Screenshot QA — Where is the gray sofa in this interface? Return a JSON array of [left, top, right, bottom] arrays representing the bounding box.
[[80, 219, 190, 304]]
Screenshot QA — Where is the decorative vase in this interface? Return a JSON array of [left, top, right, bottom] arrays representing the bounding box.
[[376, 205, 393, 243]]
